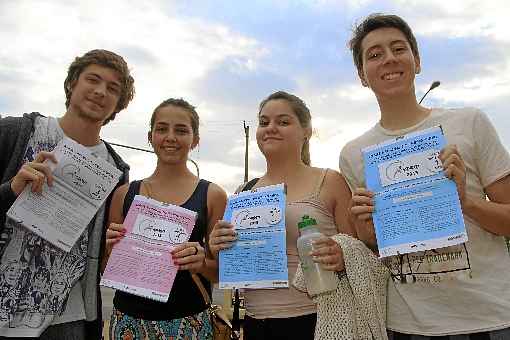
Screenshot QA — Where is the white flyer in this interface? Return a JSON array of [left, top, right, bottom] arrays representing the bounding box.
[[7, 137, 122, 252]]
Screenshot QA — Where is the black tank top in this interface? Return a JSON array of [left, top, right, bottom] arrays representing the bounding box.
[[112, 179, 212, 320]]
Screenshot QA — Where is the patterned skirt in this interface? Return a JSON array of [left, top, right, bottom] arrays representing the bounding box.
[[109, 308, 213, 340]]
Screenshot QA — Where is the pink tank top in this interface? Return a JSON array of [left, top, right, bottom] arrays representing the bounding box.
[[243, 169, 338, 319]]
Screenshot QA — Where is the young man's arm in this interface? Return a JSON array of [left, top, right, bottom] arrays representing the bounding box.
[[0, 117, 19, 214], [442, 143, 510, 235], [440, 110, 510, 236], [0, 181, 17, 211], [462, 175, 510, 236]]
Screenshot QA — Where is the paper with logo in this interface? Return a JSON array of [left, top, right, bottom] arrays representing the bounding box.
[[7, 137, 122, 252], [219, 183, 288, 289], [362, 126, 467, 258], [101, 195, 197, 302]]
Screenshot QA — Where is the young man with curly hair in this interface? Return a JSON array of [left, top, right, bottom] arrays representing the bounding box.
[[0, 49, 135, 339]]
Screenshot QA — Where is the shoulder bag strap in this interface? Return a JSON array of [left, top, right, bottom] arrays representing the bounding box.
[[191, 273, 211, 305]]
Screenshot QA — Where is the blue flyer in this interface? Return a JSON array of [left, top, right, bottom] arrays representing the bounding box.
[[219, 183, 288, 289], [362, 126, 467, 258]]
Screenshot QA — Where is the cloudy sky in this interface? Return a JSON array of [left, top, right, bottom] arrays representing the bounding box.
[[1, 0, 509, 193]]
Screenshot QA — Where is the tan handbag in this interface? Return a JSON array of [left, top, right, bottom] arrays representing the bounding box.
[[191, 274, 238, 340]]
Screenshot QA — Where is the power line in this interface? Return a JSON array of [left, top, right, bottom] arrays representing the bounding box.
[[106, 141, 200, 177], [107, 142, 154, 154]]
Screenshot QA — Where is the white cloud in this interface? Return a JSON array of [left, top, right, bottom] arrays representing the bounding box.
[[1, 0, 509, 194], [310, 120, 376, 170], [0, 0, 263, 117], [197, 160, 258, 194], [0, 0, 268, 190], [395, 0, 510, 42], [435, 73, 510, 105]]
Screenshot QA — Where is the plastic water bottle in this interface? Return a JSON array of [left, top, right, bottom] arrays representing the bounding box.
[[296, 215, 337, 295]]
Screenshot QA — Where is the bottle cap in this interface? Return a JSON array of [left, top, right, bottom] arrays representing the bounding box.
[[298, 215, 317, 229]]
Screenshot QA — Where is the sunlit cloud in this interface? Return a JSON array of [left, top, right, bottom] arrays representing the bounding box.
[[1, 0, 508, 192]]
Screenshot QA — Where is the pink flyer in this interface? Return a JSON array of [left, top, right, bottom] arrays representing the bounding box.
[[101, 195, 197, 302]]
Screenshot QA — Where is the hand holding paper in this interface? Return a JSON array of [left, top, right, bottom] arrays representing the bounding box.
[[171, 241, 206, 271], [106, 223, 126, 250], [208, 220, 237, 258], [350, 188, 375, 221], [439, 144, 467, 205], [10, 151, 58, 195], [350, 188, 377, 249]]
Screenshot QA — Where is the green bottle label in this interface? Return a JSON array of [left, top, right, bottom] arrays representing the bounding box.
[[298, 215, 317, 229]]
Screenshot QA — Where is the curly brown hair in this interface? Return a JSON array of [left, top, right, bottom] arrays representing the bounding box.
[[64, 49, 135, 125]]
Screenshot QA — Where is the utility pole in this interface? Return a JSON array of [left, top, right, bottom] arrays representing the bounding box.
[[243, 121, 249, 182], [229, 121, 250, 339]]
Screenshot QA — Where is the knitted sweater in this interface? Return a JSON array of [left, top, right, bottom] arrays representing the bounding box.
[[293, 234, 389, 340]]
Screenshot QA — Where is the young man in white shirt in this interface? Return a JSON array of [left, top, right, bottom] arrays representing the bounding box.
[[340, 13, 510, 339]]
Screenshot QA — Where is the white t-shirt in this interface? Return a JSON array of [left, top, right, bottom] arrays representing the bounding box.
[[0, 116, 109, 337], [339, 107, 510, 336]]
